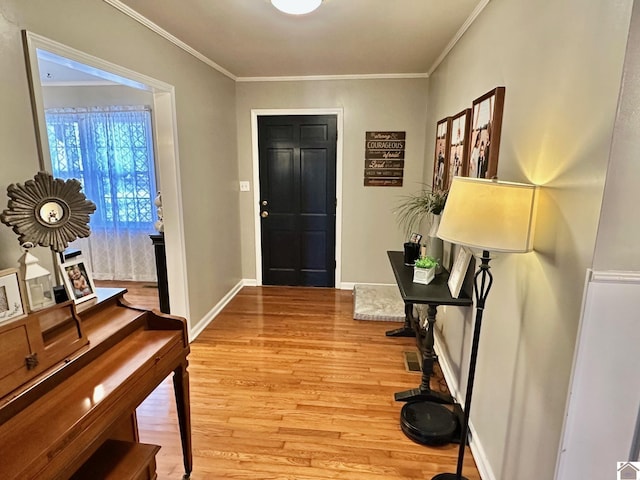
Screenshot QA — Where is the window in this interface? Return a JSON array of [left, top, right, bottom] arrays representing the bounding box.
[[45, 106, 157, 230]]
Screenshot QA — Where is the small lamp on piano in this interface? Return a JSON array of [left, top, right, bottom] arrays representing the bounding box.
[[18, 242, 56, 312]]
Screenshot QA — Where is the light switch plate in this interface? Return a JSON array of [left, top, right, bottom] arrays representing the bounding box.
[[239, 181, 250, 192]]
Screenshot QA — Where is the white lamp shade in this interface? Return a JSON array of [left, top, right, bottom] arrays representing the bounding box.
[[437, 177, 538, 253], [271, 0, 322, 15]]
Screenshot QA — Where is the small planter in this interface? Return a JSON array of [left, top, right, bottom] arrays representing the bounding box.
[[413, 266, 436, 285]]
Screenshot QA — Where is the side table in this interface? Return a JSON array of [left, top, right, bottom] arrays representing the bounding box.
[[386, 251, 472, 403]]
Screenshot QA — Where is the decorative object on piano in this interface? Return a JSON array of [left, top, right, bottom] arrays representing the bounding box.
[[0, 171, 96, 252], [413, 256, 438, 285], [59, 256, 97, 304], [0, 268, 26, 324], [17, 242, 56, 312], [431, 176, 538, 480], [153, 191, 164, 233]]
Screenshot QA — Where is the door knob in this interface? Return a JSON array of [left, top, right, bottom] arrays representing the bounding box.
[[261, 200, 268, 206], [261, 211, 269, 218]]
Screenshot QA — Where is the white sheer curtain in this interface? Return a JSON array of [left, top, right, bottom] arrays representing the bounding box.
[[46, 106, 158, 282]]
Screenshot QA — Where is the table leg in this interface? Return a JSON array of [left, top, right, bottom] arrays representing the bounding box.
[[394, 304, 454, 404], [385, 303, 417, 337]]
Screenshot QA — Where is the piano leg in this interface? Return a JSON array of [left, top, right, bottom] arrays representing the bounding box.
[[173, 360, 193, 478]]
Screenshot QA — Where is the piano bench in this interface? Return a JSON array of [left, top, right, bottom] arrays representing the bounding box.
[[70, 439, 160, 480]]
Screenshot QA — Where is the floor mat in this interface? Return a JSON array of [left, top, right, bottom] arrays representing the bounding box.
[[353, 284, 405, 322]]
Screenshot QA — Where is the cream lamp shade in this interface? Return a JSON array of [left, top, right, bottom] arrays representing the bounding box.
[[437, 177, 538, 253], [271, 0, 322, 15]]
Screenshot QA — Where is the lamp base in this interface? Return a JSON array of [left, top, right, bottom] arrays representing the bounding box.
[[432, 474, 469, 480]]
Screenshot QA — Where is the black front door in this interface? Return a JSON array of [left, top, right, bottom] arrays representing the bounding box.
[[258, 115, 337, 287]]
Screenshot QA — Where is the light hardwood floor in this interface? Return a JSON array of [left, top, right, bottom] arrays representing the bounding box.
[[97, 282, 480, 480]]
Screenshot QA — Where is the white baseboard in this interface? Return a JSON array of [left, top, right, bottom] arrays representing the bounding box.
[[434, 330, 496, 480], [189, 280, 244, 341], [240, 280, 393, 291], [341, 281, 397, 290]]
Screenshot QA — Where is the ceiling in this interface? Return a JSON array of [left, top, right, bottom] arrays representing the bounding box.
[[109, 0, 485, 80]]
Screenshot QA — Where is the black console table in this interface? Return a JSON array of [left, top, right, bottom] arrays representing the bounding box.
[[386, 251, 472, 404]]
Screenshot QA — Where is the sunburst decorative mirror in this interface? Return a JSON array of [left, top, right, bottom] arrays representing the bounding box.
[[1, 171, 96, 252]]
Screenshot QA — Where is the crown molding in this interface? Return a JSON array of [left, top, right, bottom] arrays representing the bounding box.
[[237, 72, 429, 82], [102, 0, 237, 81]]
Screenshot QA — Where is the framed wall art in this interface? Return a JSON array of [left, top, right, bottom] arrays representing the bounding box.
[[448, 248, 472, 298], [467, 87, 505, 179], [60, 257, 97, 304], [432, 117, 451, 191], [0, 268, 26, 325], [448, 108, 471, 189]]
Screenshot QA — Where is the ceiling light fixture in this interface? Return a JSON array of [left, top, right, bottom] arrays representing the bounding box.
[[271, 0, 322, 15]]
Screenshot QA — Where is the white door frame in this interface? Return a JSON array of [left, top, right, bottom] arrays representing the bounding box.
[[22, 31, 191, 326], [251, 108, 344, 288]]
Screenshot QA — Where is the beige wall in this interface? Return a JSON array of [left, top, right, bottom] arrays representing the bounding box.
[[0, 0, 241, 329], [593, 0, 640, 272], [42, 85, 153, 108], [427, 0, 632, 478], [236, 78, 429, 284]]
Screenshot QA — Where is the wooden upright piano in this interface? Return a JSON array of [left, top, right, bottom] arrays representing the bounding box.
[[0, 288, 192, 479]]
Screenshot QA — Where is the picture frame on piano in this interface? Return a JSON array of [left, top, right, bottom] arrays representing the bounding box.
[[60, 257, 97, 304], [0, 268, 26, 325]]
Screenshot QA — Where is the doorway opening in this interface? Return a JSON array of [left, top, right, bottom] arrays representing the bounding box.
[[22, 31, 190, 322]]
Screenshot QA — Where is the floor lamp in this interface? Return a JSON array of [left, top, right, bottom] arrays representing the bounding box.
[[433, 177, 538, 480]]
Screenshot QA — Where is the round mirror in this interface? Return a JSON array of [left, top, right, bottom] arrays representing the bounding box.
[[38, 201, 65, 225], [1, 172, 96, 252]]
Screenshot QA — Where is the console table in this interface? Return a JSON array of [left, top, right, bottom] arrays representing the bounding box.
[[386, 251, 472, 404]]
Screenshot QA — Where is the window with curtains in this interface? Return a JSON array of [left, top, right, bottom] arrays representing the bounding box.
[[45, 105, 158, 282]]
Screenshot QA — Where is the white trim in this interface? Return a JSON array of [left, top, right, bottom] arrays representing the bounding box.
[[590, 270, 640, 283], [435, 329, 496, 480], [189, 280, 244, 341], [242, 278, 258, 287], [102, 0, 237, 81], [250, 108, 344, 288], [237, 73, 429, 82], [22, 30, 191, 329], [341, 281, 397, 291], [427, 0, 491, 75]]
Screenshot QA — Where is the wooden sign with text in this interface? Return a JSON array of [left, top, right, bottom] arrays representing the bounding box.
[[364, 131, 405, 186]]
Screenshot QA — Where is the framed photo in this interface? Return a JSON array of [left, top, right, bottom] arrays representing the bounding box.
[[448, 248, 472, 298], [432, 117, 451, 191], [409, 232, 423, 244], [467, 87, 505, 179], [448, 108, 471, 189], [60, 257, 97, 304], [0, 268, 26, 324]]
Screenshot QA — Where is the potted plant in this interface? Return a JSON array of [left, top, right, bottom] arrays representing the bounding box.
[[395, 185, 447, 271], [395, 185, 448, 239], [413, 256, 438, 285]]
